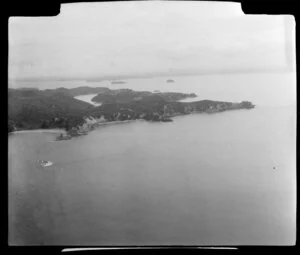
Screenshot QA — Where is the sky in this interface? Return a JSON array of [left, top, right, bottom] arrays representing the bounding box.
[[9, 1, 295, 80]]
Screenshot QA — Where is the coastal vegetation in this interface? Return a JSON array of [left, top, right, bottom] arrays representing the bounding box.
[[8, 86, 255, 139]]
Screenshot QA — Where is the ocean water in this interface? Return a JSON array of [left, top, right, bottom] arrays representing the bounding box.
[[8, 105, 296, 245], [8, 73, 296, 245]]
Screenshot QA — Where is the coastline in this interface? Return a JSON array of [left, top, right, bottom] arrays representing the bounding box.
[[10, 129, 66, 134], [9, 104, 255, 139], [9, 120, 145, 138], [10, 107, 255, 137], [55, 119, 147, 141], [94, 119, 146, 127]]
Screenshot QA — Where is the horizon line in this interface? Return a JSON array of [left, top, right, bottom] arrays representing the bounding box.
[[8, 67, 294, 82]]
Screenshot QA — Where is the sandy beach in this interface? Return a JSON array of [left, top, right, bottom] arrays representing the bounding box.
[[10, 121, 144, 137], [11, 129, 66, 134]]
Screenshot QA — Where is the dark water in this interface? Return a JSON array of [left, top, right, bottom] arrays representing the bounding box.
[[8, 106, 296, 245]]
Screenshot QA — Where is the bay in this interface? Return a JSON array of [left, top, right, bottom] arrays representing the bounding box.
[[8, 104, 296, 245]]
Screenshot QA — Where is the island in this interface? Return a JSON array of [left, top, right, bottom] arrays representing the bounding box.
[[111, 80, 127, 85], [166, 79, 175, 83], [8, 86, 255, 139]]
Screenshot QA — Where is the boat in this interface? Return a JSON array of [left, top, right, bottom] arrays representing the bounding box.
[[37, 160, 53, 167]]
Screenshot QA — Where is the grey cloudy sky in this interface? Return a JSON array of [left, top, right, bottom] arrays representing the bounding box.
[[9, 1, 295, 79]]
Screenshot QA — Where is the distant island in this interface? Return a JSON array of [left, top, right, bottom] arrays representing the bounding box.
[[111, 80, 127, 85], [8, 86, 255, 140], [166, 79, 175, 83]]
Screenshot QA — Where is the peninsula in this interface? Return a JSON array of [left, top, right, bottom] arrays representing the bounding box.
[[8, 86, 255, 139]]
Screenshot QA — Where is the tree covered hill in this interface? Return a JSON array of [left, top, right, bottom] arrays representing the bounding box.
[[8, 86, 254, 133], [8, 88, 92, 130], [91, 89, 196, 104], [43, 86, 111, 97], [8, 86, 194, 131]]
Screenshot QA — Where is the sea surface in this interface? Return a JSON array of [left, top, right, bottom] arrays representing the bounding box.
[[8, 73, 296, 245]]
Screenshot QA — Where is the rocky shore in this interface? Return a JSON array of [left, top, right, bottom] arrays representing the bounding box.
[[55, 100, 254, 141]]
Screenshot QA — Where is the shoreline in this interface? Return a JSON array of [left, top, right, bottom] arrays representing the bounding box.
[[9, 106, 257, 138], [9, 120, 146, 137], [10, 129, 66, 135], [94, 119, 146, 127], [55, 119, 147, 141]]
